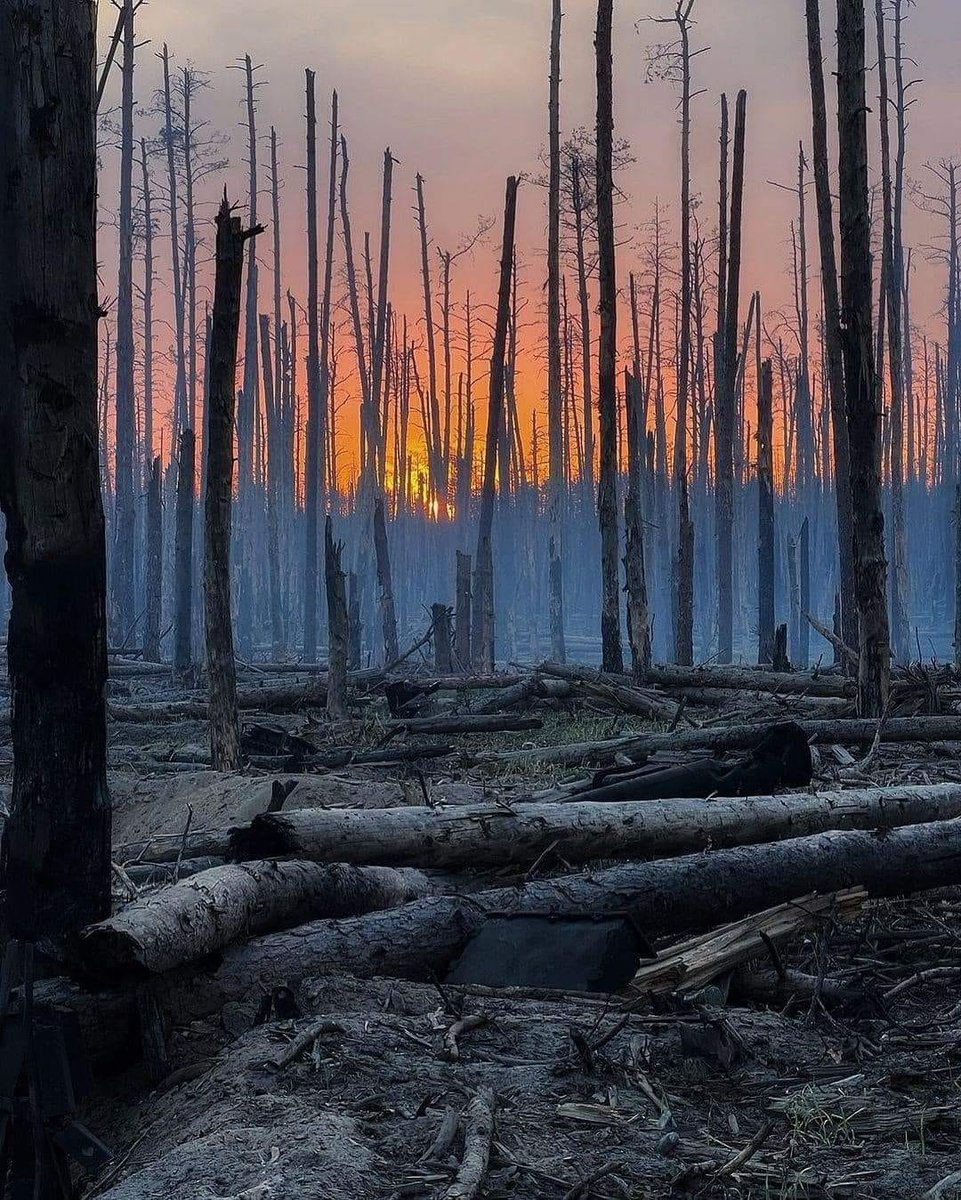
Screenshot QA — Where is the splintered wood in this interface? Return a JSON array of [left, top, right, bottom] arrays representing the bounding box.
[[628, 887, 867, 997]]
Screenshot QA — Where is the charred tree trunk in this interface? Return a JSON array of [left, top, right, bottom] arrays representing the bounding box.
[[205, 198, 259, 771], [595, 0, 623, 674], [715, 90, 747, 664], [547, 0, 566, 663], [805, 0, 857, 658], [432, 604, 454, 675], [0, 0, 111, 937], [303, 70, 321, 661], [259, 314, 285, 659], [455, 550, 472, 671], [373, 496, 400, 664], [837, 0, 891, 715], [173, 428, 195, 674], [113, 0, 136, 644], [325, 517, 349, 720], [758, 360, 776, 664], [143, 456, 163, 663], [472, 179, 518, 672]]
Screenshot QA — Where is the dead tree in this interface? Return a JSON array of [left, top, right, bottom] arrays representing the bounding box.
[[805, 0, 857, 656], [325, 518, 349, 720], [113, 0, 136, 641], [373, 496, 400, 664], [259, 314, 285, 658], [205, 197, 260, 771], [757, 360, 776, 664], [139, 138, 155, 469], [455, 550, 472, 670], [160, 44, 188, 433], [173, 428, 195, 673], [673, 0, 697, 665], [473, 178, 519, 671], [303, 70, 321, 660], [874, 0, 910, 664], [595, 0, 623, 673], [0, 0, 111, 936], [547, 0, 566, 663], [143, 457, 163, 662], [715, 90, 747, 663], [837, 0, 891, 715], [415, 172, 446, 507]]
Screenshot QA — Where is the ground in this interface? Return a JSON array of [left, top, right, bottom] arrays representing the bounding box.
[[6, 663, 961, 1198]]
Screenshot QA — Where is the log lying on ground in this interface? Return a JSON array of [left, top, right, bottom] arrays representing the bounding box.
[[635, 663, 856, 698], [538, 661, 679, 722], [476, 715, 961, 766], [79, 860, 431, 979], [230, 783, 961, 870], [190, 814, 961, 1008], [385, 713, 543, 735]]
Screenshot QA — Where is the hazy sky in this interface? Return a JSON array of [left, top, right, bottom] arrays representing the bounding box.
[[100, 0, 961, 470]]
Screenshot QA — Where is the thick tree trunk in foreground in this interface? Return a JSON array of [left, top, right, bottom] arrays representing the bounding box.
[[233, 783, 961, 872], [205, 198, 259, 771], [194, 815, 961, 1002], [473, 178, 518, 671], [80, 860, 431, 979], [455, 550, 472, 670], [0, 0, 111, 938], [837, 0, 891, 715], [595, 0, 623, 673]]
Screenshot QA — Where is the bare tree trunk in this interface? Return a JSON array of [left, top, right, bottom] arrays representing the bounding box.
[[837, 0, 891, 716], [260, 314, 285, 659], [572, 158, 595, 498], [319, 92, 339, 500], [373, 496, 400, 664], [715, 90, 747, 664], [161, 46, 187, 434], [0, 0, 111, 937], [624, 370, 652, 675], [805, 0, 857, 657], [205, 198, 259, 771], [874, 0, 910, 665], [113, 0, 136, 644], [432, 605, 454, 674], [143, 457, 163, 662], [415, 173, 446, 508], [473, 178, 519, 672], [325, 517, 349, 720], [455, 550, 472, 670], [140, 138, 155, 472], [303, 70, 321, 661], [758, 360, 776, 664], [173, 428, 195, 673], [595, 0, 623, 673], [547, 0, 566, 663], [674, 1, 697, 666]]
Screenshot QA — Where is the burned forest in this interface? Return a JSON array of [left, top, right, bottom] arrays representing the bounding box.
[[6, 0, 961, 1196]]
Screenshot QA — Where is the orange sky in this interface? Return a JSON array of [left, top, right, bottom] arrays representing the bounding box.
[[95, 0, 961, 489]]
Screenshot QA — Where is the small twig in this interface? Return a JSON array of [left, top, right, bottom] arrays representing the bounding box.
[[270, 1018, 345, 1070], [561, 1159, 626, 1200], [173, 803, 194, 883]]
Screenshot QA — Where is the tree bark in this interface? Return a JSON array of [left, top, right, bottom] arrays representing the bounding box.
[[837, 0, 891, 715], [0, 0, 111, 938], [455, 550, 472, 671], [757, 360, 776, 663], [172, 426, 195, 673], [80, 860, 432, 979], [547, 0, 566, 664], [325, 516, 349, 720], [472, 179, 518, 671], [595, 0, 623, 673], [373, 496, 400, 664], [234, 783, 961, 872], [143, 456, 163, 663], [205, 198, 259, 772]]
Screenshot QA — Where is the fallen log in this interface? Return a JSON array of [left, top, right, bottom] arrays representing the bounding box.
[[230, 783, 961, 870], [79, 860, 432, 979], [188, 814, 961, 1010], [385, 713, 543, 735], [631, 664, 855, 699], [475, 715, 961, 767], [539, 661, 679, 723]]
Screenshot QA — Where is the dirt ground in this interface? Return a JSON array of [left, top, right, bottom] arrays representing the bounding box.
[[6, 667, 961, 1199]]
